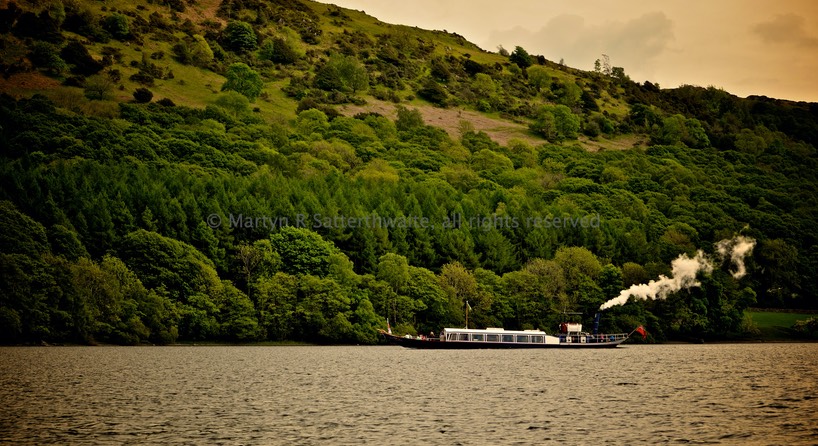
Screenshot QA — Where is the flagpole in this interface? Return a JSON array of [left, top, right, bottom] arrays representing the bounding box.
[[465, 300, 469, 329]]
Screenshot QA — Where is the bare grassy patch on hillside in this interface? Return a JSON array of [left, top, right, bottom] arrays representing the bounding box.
[[0, 72, 62, 97], [180, 0, 225, 26], [578, 134, 648, 152], [339, 99, 544, 146]]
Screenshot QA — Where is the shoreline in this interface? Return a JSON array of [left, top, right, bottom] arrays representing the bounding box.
[[4, 338, 817, 347]]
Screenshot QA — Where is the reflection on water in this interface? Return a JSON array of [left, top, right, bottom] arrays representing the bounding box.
[[1, 344, 817, 445]]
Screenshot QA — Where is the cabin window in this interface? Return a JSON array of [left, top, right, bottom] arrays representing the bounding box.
[[516, 335, 529, 343], [486, 334, 500, 342], [501, 334, 514, 343], [531, 335, 544, 343], [458, 334, 469, 341], [471, 334, 484, 341]]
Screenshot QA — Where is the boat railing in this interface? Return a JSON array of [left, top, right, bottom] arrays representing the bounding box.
[[558, 333, 629, 343], [439, 331, 630, 343]]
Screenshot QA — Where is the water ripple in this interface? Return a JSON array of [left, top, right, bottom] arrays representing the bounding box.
[[0, 344, 817, 444]]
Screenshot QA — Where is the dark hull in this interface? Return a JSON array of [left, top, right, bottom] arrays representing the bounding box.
[[381, 332, 627, 349]]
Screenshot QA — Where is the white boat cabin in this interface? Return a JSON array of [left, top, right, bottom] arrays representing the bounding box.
[[440, 328, 561, 345]]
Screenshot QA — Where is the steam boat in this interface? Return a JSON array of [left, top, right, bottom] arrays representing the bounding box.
[[380, 318, 639, 349]]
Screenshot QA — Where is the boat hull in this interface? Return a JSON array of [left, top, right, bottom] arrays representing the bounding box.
[[381, 332, 627, 349]]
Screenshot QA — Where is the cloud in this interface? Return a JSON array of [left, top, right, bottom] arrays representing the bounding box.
[[752, 13, 818, 47], [486, 11, 674, 72]]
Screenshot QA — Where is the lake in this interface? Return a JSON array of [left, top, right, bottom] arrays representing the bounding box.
[[1, 343, 816, 445]]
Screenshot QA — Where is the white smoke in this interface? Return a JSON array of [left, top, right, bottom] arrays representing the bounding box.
[[715, 235, 756, 279], [599, 236, 756, 310], [599, 251, 712, 310]]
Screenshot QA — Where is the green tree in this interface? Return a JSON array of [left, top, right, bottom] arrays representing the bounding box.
[[296, 274, 351, 341], [472, 73, 497, 97], [49, 224, 89, 260], [376, 253, 410, 323], [103, 13, 129, 40], [406, 266, 447, 332], [551, 247, 606, 312], [554, 81, 582, 107], [84, 74, 114, 100], [258, 29, 304, 65], [527, 65, 550, 91], [683, 118, 710, 148], [269, 227, 340, 277], [350, 296, 382, 344], [221, 63, 264, 101], [628, 103, 660, 130], [255, 272, 298, 340], [236, 240, 280, 299], [395, 106, 425, 132], [530, 110, 557, 141], [139, 289, 179, 344], [213, 91, 250, 117], [0, 201, 49, 257], [179, 292, 220, 340], [509, 46, 532, 69], [657, 114, 687, 146], [470, 149, 514, 181], [477, 230, 518, 273], [622, 262, 649, 287], [439, 262, 479, 327], [611, 66, 628, 81], [294, 108, 330, 138], [29, 41, 67, 75], [314, 54, 368, 92], [417, 77, 448, 105], [531, 105, 580, 140], [61, 41, 103, 75], [735, 128, 767, 155], [191, 35, 214, 66], [172, 35, 214, 66], [756, 239, 800, 307], [598, 264, 624, 299], [223, 21, 257, 53], [118, 229, 222, 303], [214, 280, 260, 342], [502, 259, 565, 328]]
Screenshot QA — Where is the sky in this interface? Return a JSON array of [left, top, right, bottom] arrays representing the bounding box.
[[318, 0, 818, 102]]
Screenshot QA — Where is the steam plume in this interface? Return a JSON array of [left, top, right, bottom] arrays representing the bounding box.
[[599, 236, 756, 310], [715, 235, 756, 279], [599, 251, 712, 310]]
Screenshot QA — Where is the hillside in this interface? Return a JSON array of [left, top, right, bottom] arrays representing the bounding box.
[[1, 0, 817, 345]]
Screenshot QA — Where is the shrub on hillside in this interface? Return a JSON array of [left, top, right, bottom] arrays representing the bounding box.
[[416, 78, 448, 106], [221, 63, 264, 101], [84, 75, 114, 100], [103, 13, 129, 40], [29, 42, 67, 76], [60, 41, 103, 76], [133, 88, 153, 103]]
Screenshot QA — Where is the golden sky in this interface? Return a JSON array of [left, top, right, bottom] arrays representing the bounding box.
[[321, 0, 818, 102]]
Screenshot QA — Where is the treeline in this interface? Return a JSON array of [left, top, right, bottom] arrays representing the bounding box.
[[1, 91, 816, 344]]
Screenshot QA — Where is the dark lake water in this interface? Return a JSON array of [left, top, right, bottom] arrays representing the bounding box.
[[1, 343, 817, 445]]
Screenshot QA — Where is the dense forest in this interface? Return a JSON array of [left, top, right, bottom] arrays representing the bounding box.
[[1, 0, 817, 345]]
